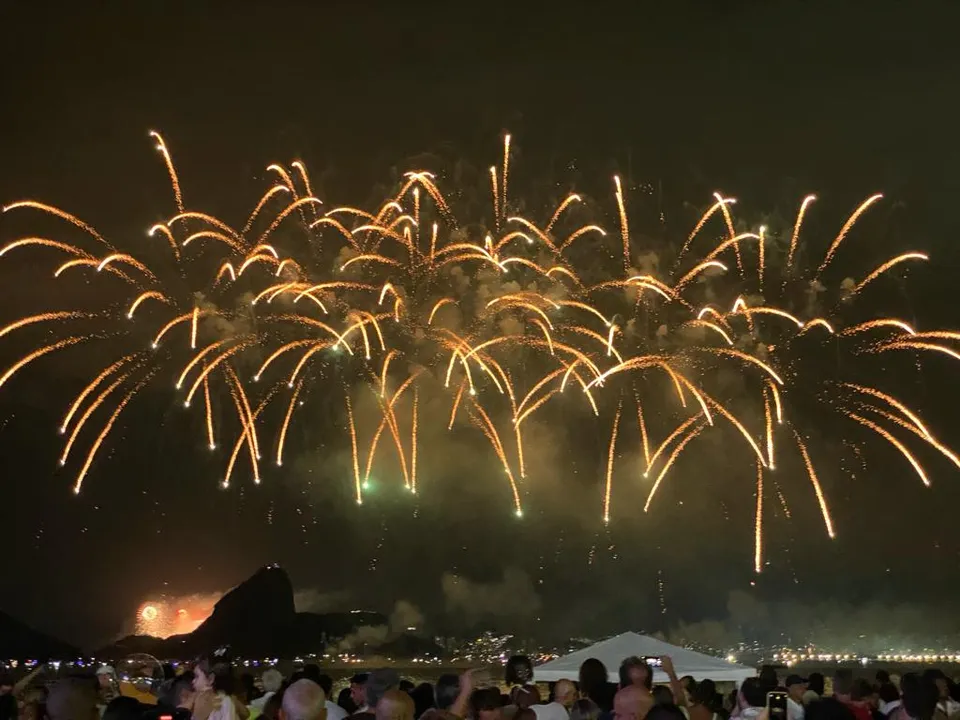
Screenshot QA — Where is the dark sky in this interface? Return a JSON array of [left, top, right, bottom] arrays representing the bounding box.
[[2, 1, 960, 651]]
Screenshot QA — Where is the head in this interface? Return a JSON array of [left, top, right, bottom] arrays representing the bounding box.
[[301, 666, 322, 685], [579, 659, 609, 700], [681, 677, 696, 695], [786, 676, 808, 704], [102, 697, 143, 720], [808, 674, 825, 697], [614, 685, 646, 720], [759, 667, 779, 693], [922, 669, 949, 700], [337, 688, 357, 715], [878, 683, 900, 706], [238, 674, 258, 704], [740, 678, 766, 710], [876, 671, 891, 686], [410, 682, 435, 718], [263, 670, 285, 695], [619, 658, 652, 691], [376, 689, 415, 720], [350, 674, 370, 708], [851, 679, 876, 706], [194, 656, 235, 696], [833, 670, 855, 699], [435, 674, 460, 711], [280, 679, 327, 720], [505, 656, 534, 687], [161, 675, 195, 710], [645, 704, 687, 720], [469, 688, 502, 720], [901, 674, 938, 720], [692, 681, 716, 710], [652, 686, 674, 706], [96, 667, 115, 690], [365, 669, 401, 711], [570, 699, 600, 720], [46, 677, 99, 720], [554, 680, 577, 708]]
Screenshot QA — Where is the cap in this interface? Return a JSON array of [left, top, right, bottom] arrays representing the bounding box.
[[96, 665, 115, 676], [785, 675, 807, 688]]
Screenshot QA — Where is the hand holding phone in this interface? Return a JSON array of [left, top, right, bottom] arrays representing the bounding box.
[[767, 691, 788, 720]]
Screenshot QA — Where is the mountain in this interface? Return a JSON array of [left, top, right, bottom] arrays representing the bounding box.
[[0, 610, 80, 658], [98, 565, 388, 659]]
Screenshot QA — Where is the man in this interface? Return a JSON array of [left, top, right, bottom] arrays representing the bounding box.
[[97, 666, 120, 706], [47, 678, 100, 720], [350, 669, 399, 720], [280, 679, 327, 720], [785, 676, 807, 720], [533, 679, 577, 720], [251, 670, 284, 714], [619, 659, 653, 692], [833, 671, 871, 720], [349, 675, 370, 715], [144, 673, 195, 720], [315, 675, 347, 720], [375, 690, 413, 720], [434, 675, 459, 712], [614, 685, 653, 720]]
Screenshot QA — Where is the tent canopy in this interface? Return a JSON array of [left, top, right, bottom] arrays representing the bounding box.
[[535, 632, 755, 684]]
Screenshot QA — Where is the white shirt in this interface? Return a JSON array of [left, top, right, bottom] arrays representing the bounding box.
[[788, 698, 805, 720], [532, 702, 569, 720], [209, 693, 239, 720], [250, 692, 276, 711], [326, 701, 348, 720]]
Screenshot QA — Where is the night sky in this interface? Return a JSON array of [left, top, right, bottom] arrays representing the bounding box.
[[3, 1, 960, 652]]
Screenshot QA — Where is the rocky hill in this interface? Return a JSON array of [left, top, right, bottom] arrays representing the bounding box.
[[98, 565, 387, 658]]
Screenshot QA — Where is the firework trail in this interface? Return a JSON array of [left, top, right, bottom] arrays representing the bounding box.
[[1, 130, 957, 567]]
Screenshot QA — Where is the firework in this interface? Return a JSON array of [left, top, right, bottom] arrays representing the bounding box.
[[1, 131, 956, 568]]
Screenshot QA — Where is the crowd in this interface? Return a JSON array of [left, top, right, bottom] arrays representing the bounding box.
[[1, 653, 959, 720]]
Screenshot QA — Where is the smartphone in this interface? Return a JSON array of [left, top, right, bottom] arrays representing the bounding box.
[[644, 657, 663, 667], [768, 691, 789, 720]]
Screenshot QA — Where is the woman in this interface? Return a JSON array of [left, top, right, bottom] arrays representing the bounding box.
[[579, 659, 615, 714], [192, 656, 239, 720]]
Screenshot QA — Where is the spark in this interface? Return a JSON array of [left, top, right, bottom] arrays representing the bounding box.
[[602, 399, 622, 524], [792, 428, 835, 538], [853, 252, 929, 294], [754, 459, 764, 573], [786, 195, 816, 272], [644, 422, 704, 512], [847, 413, 929, 487], [614, 176, 630, 272], [817, 193, 884, 276], [149, 131, 184, 211]]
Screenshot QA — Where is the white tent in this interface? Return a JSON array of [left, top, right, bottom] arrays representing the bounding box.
[[535, 631, 755, 684]]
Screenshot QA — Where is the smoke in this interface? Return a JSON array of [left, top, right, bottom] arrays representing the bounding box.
[[389, 599, 424, 632], [441, 567, 541, 625], [667, 589, 960, 654], [293, 589, 349, 613], [336, 599, 425, 652]]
